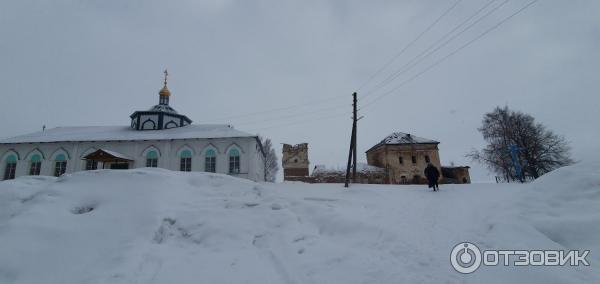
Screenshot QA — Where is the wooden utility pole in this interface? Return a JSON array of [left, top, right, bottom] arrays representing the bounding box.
[[345, 92, 358, 187], [352, 92, 357, 183]]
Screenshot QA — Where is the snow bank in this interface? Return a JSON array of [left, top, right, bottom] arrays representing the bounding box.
[[525, 161, 600, 254], [470, 162, 600, 283], [0, 169, 263, 283], [0, 163, 598, 283], [482, 162, 600, 252]]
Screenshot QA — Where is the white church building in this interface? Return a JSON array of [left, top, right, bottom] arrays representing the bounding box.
[[0, 72, 266, 182]]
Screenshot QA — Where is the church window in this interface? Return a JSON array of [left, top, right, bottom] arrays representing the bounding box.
[[146, 150, 158, 168], [229, 149, 240, 174], [29, 154, 42, 176], [398, 156, 404, 164], [205, 149, 216, 173], [142, 119, 156, 130], [425, 155, 431, 163], [54, 154, 67, 177], [86, 160, 98, 170], [411, 155, 417, 164], [160, 96, 169, 105], [165, 121, 178, 129], [3, 155, 17, 180], [180, 150, 192, 172]]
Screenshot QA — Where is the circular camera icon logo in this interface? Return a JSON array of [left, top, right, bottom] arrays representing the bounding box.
[[451, 242, 482, 274]]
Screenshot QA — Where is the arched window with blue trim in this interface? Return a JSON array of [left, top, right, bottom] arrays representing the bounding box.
[[204, 149, 216, 173], [29, 154, 42, 176], [54, 154, 67, 177], [146, 150, 158, 168], [180, 149, 192, 172], [3, 154, 17, 180], [228, 148, 240, 174]]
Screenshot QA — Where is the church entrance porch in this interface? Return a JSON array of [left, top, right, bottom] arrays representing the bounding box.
[[83, 149, 133, 170]]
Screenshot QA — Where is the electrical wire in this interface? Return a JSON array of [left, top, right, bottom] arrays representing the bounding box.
[[215, 0, 464, 127], [202, 0, 537, 133], [361, 0, 505, 99], [198, 0, 468, 127], [196, 93, 348, 123], [246, 110, 352, 133], [231, 104, 347, 127], [361, 0, 539, 110], [355, 0, 463, 93]]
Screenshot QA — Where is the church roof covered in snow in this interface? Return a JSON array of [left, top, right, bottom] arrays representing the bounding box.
[[147, 104, 179, 114], [0, 124, 256, 144], [366, 132, 439, 153]]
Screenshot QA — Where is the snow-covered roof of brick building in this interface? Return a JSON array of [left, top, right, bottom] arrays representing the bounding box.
[[0, 124, 256, 144], [312, 163, 385, 177], [366, 132, 439, 153]]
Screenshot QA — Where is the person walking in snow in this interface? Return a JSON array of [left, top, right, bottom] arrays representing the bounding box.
[[424, 163, 440, 191]]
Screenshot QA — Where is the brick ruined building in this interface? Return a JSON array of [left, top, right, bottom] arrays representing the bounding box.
[[282, 143, 310, 181], [366, 132, 470, 184]]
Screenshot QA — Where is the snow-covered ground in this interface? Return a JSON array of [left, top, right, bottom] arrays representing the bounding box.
[[0, 162, 598, 283]]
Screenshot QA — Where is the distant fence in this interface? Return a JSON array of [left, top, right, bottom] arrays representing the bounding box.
[[494, 175, 536, 183]]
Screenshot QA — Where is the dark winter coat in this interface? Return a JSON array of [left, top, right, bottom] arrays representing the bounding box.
[[424, 164, 440, 185]]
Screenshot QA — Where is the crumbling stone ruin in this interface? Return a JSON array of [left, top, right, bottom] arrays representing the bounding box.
[[282, 143, 310, 181]]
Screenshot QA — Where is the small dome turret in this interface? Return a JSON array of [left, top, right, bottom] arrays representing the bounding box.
[[129, 69, 192, 131], [159, 84, 171, 97], [158, 70, 170, 105]]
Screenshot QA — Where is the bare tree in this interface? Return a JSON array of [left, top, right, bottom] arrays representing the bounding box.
[[467, 106, 573, 181], [259, 136, 279, 182]]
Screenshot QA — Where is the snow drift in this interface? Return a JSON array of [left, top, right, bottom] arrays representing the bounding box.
[[0, 163, 598, 283]]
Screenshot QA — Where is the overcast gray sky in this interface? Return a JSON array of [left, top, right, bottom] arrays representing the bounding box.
[[1, 0, 598, 181]]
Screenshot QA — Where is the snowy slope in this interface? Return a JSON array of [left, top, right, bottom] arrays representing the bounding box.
[[0, 163, 598, 283]]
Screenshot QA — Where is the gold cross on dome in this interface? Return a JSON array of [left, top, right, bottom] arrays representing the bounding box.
[[164, 69, 169, 85]]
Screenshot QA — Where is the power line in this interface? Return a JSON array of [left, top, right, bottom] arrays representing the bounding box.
[[197, 0, 468, 128], [231, 104, 346, 127], [363, 0, 501, 97], [196, 93, 347, 123], [361, 0, 539, 110], [362, 0, 506, 99], [245, 110, 351, 133], [355, 0, 463, 92], [201, 0, 536, 134]]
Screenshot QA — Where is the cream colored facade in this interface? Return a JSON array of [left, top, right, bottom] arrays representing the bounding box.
[[282, 143, 310, 180], [367, 144, 441, 184], [366, 133, 442, 184]]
